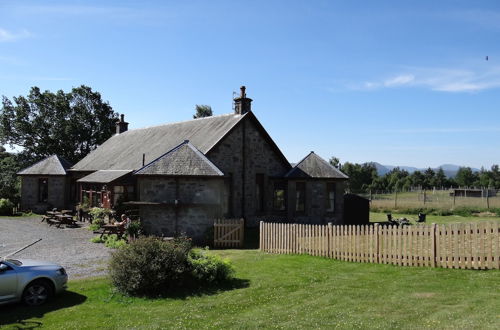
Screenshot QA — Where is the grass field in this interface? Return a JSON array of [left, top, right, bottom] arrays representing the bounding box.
[[370, 211, 500, 225], [1, 250, 499, 329], [367, 189, 500, 212]]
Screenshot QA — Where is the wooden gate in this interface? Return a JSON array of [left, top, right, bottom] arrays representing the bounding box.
[[214, 219, 244, 248]]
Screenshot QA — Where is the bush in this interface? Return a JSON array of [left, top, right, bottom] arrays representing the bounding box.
[[90, 234, 127, 248], [105, 234, 127, 249], [0, 198, 14, 216], [126, 221, 142, 238], [109, 237, 234, 297], [89, 207, 111, 226], [109, 237, 192, 296], [189, 249, 234, 284], [88, 222, 101, 231], [90, 236, 106, 243]]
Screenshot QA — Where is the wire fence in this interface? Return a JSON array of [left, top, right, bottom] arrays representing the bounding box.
[[353, 188, 500, 210]]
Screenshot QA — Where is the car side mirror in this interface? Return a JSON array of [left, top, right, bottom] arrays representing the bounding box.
[[0, 263, 9, 272]]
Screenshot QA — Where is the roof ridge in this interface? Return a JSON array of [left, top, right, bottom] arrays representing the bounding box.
[[134, 140, 223, 176], [122, 113, 242, 134], [18, 154, 67, 175], [184, 142, 224, 176], [134, 140, 189, 174], [284, 151, 314, 176]]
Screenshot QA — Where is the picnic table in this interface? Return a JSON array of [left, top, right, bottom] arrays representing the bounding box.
[[41, 210, 77, 228], [55, 214, 77, 228], [100, 224, 125, 238]]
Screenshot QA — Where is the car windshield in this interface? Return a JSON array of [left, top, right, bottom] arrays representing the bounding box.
[[6, 259, 22, 266]]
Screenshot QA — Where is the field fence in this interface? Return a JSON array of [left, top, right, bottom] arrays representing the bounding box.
[[260, 222, 500, 269], [354, 188, 500, 210]]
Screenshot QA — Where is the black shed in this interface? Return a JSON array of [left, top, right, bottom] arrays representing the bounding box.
[[343, 194, 370, 225]]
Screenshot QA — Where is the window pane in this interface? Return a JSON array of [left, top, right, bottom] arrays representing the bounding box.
[[38, 178, 48, 202], [295, 182, 305, 212], [256, 174, 264, 212], [273, 181, 286, 211], [326, 183, 335, 212]]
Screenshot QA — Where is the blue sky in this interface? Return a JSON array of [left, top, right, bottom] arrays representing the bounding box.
[[1, 0, 500, 169]]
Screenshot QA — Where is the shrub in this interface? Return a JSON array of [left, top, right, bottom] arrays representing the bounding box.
[[126, 221, 142, 238], [90, 234, 126, 248], [105, 234, 127, 249], [90, 236, 106, 243], [189, 249, 234, 284], [109, 237, 192, 296], [88, 222, 101, 231], [108, 237, 234, 297], [0, 198, 14, 216], [89, 207, 111, 226]]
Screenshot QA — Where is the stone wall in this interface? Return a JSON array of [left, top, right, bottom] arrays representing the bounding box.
[[207, 116, 290, 225], [138, 176, 226, 242], [286, 180, 345, 224], [20, 175, 67, 213]]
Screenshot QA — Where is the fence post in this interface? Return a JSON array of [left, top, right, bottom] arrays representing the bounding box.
[[431, 223, 436, 267], [259, 221, 263, 251], [327, 222, 332, 257], [374, 223, 380, 263], [395, 190, 398, 208], [240, 218, 245, 248]]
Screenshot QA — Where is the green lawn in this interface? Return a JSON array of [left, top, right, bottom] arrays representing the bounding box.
[[370, 211, 500, 225], [1, 250, 499, 329]]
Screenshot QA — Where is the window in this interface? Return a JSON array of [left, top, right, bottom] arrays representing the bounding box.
[[112, 185, 135, 205], [326, 183, 335, 212], [256, 174, 264, 212], [38, 178, 48, 202], [295, 182, 305, 212], [273, 181, 286, 211]]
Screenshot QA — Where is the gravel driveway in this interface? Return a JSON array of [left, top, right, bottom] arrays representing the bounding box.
[[0, 216, 111, 279]]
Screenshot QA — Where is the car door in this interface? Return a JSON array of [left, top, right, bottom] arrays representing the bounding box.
[[0, 262, 18, 302]]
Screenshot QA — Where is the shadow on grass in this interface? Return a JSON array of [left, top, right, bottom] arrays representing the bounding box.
[[130, 277, 251, 301], [0, 290, 87, 328]]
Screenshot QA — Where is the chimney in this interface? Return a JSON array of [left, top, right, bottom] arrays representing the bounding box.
[[233, 86, 252, 115], [116, 114, 129, 134]]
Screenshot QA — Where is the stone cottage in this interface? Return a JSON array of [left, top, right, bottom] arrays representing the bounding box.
[[17, 155, 73, 213], [18, 87, 349, 240]]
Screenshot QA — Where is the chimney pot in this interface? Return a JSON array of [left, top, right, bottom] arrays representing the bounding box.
[[234, 85, 252, 115], [116, 113, 129, 134]]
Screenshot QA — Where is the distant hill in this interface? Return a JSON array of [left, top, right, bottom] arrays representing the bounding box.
[[369, 163, 480, 178]]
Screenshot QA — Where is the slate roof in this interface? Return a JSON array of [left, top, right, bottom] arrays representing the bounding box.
[[72, 113, 246, 171], [17, 155, 72, 176], [285, 152, 348, 179], [134, 141, 224, 176], [77, 170, 132, 183]]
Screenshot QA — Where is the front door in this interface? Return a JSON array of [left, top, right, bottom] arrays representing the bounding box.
[[0, 262, 18, 302]]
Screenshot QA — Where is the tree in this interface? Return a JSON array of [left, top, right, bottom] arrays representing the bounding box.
[[433, 168, 447, 188], [0, 86, 118, 164], [193, 105, 213, 119], [423, 167, 435, 189], [0, 146, 20, 202], [329, 156, 341, 169], [341, 162, 378, 192], [455, 167, 477, 187]]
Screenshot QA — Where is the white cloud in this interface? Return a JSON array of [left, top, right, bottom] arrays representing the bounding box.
[[0, 28, 31, 42], [0, 75, 73, 81], [383, 74, 415, 87], [356, 65, 500, 92], [387, 127, 500, 134]]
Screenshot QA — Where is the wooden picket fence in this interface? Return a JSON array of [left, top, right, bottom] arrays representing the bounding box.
[[214, 218, 245, 248], [260, 222, 500, 269]]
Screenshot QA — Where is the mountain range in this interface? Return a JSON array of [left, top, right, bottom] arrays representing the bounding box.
[[370, 162, 480, 178]]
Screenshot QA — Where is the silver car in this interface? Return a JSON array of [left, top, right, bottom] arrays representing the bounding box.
[[0, 259, 68, 306]]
